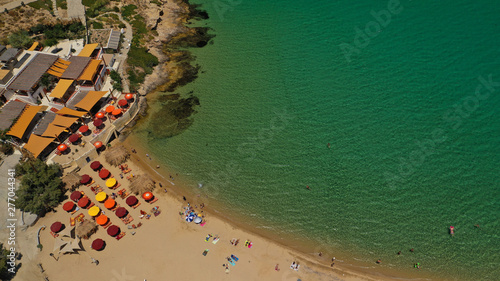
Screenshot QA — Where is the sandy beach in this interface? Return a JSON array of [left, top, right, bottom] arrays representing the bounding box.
[[11, 142, 379, 281]]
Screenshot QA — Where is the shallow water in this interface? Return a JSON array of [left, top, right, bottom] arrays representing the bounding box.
[[129, 0, 500, 279]]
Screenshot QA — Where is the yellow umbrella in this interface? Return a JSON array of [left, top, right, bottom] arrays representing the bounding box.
[[106, 178, 117, 188], [95, 192, 107, 202], [88, 206, 100, 217]]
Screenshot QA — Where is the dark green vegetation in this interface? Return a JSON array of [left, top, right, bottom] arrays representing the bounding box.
[[110, 70, 123, 92], [29, 21, 85, 47], [0, 130, 14, 155], [84, 0, 109, 18], [0, 243, 13, 280], [56, 0, 67, 9], [8, 30, 32, 49], [28, 0, 53, 12], [15, 159, 65, 216]]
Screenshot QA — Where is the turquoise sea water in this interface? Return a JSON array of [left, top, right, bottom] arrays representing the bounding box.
[[130, 0, 500, 279]]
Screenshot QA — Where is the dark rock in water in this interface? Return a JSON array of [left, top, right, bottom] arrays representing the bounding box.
[[156, 17, 162, 23], [149, 95, 200, 138], [159, 10, 164, 16], [197, 11, 209, 19], [196, 41, 207, 47]]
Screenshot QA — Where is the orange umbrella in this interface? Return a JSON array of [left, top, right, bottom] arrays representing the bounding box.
[[142, 192, 153, 201], [112, 108, 122, 116], [95, 112, 105, 119], [104, 199, 116, 209], [57, 144, 68, 152], [125, 93, 134, 100], [105, 105, 115, 113], [96, 215, 109, 226], [94, 141, 103, 148]]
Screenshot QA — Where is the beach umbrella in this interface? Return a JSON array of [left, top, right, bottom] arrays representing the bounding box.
[[115, 207, 128, 218], [125, 196, 138, 206], [95, 112, 105, 119], [95, 192, 107, 202], [125, 93, 134, 100], [80, 174, 91, 184], [185, 215, 194, 223], [79, 125, 89, 133], [105, 105, 115, 113], [57, 144, 68, 152], [70, 191, 82, 201], [62, 201, 75, 212], [99, 169, 110, 179], [107, 225, 120, 237], [105, 178, 117, 188], [50, 222, 63, 233], [111, 108, 122, 116], [90, 161, 101, 170], [96, 215, 109, 226], [88, 206, 100, 217], [193, 217, 202, 224], [93, 119, 103, 127], [104, 199, 116, 209], [68, 134, 80, 143], [78, 197, 90, 208], [118, 99, 128, 107], [142, 192, 153, 201], [91, 238, 104, 251], [94, 141, 103, 149]]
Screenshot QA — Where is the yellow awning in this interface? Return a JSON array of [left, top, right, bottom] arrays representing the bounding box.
[[47, 58, 71, 77], [77, 43, 98, 57], [55, 107, 87, 117], [23, 134, 55, 158], [78, 60, 101, 81], [50, 79, 73, 99], [74, 91, 107, 112], [51, 115, 78, 128], [28, 42, 39, 51], [41, 123, 67, 137], [7, 105, 43, 139]]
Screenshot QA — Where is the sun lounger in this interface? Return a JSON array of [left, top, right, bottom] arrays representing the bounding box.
[[70, 217, 75, 226], [148, 197, 158, 204], [116, 232, 126, 240], [102, 220, 112, 228], [50, 231, 59, 238], [132, 202, 141, 209], [87, 202, 95, 208]]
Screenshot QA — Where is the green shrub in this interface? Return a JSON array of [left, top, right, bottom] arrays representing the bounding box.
[[56, 0, 67, 9], [92, 21, 104, 29], [121, 4, 137, 19], [44, 38, 58, 46], [8, 30, 33, 48], [28, 0, 52, 12], [0, 142, 14, 155]]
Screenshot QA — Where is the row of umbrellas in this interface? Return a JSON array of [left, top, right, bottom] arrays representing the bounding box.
[[57, 141, 103, 152]]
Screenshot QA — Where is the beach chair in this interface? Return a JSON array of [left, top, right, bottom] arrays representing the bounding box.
[[50, 231, 59, 238], [70, 217, 76, 226], [86, 180, 95, 186], [148, 197, 158, 204], [132, 202, 141, 209], [70, 206, 80, 215], [87, 202, 95, 208], [102, 220, 112, 229], [116, 232, 126, 240]]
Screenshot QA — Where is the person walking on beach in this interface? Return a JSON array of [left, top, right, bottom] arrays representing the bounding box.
[[275, 264, 280, 271]]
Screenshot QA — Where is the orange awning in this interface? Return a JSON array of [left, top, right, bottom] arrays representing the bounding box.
[[41, 123, 67, 137], [50, 79, 73, 99], [78, 59, 101, 81], [77, 43, 98, 57], [7, 105, 43, 139], [27, 42, 39, 51], [55, 107, 87, 117], [74, 90, 107, 112], [47, 58, 71, 77], [23, 134, 55, 158], [51, 115, 78, 128]]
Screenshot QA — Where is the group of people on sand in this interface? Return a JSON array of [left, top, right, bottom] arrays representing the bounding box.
[[290, 261, 300, 271]]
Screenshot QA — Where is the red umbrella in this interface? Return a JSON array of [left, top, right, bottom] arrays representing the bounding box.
[[105, 105, 115, 113], [62, 201, 75, 212], [68, 134, 80, 143], [78, 197, 90, 208], [80, 174, 91, 184], [142, 192, 153, 201], [93, 119, 103, 127], [125, 93, 134, 100], [125, 196, 138, 206], [94, 141, 103, 149], [107, 225, 120, 237], [70, 191, 82, 201], [79, 125, 89, 133], [99, 169, 110, 179], [95, 112, 105, 119], [57, 144, 68, 152], [118, 99, 128, 107], [50, 222, 63, 233], [90, 161, 101, 170], [115, 207, 128, 218], [91, 238, 105, 251]]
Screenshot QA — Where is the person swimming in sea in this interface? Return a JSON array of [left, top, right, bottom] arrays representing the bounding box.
[[327, 143, 331, 148], [306, 185, 310, 190]]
